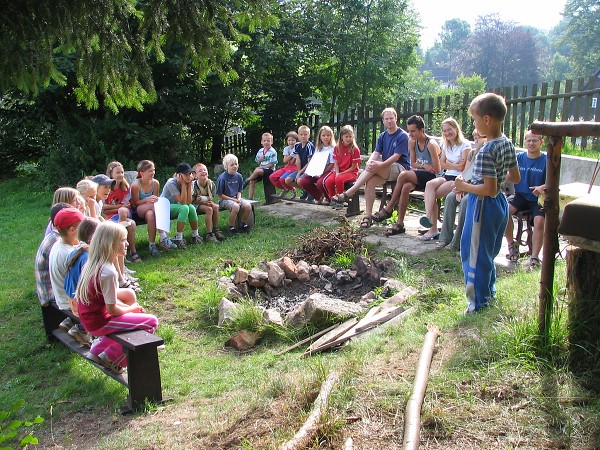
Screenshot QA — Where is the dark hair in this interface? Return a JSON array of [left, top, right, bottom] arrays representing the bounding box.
[[407, 115, 425, 130], [469, 93, 507, 121], [50, 202, 73, 226]]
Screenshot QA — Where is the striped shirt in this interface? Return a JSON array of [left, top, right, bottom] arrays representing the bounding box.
[[255, 147, 278, 169], [470, 135, 517, 197]]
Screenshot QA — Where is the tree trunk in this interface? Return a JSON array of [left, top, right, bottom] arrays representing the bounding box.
[[566, 245, 600, 374]]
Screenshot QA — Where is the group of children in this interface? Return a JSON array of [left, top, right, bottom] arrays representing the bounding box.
[[35, 154, 257, 373], [247, 124, 362, 208], [33, 92, 538, 376]]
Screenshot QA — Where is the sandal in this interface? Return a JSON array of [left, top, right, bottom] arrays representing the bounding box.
[[372, 208, 392, 222], [128, 252, 142, 263], [332, 192, 349, 203], [385, 223, 405, 236], [506, 240, 519, 262], [360, 216, 373, 228]]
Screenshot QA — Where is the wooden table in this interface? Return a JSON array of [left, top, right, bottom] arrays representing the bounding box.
[[540, 182, 600, 210]]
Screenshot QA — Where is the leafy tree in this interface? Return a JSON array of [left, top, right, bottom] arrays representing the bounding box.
[[0, 0, 276, 112], [426, 19, 471, 68], [558, 0, 600, 77], [452, 14, 540, 88]]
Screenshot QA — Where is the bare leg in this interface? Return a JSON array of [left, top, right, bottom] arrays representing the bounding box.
[[531, 215, 545, 259], [398, 182, 416, 224], [136, 203, 157, 243], [364, 174, 386, 217], [228, 203, 240, 227]]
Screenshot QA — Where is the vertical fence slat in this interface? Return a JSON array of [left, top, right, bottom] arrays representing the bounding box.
[[561, 79, 573, 122], [519, 85, 528, 146], [549, 80, 561, 122], [538, 82, 549, 121]]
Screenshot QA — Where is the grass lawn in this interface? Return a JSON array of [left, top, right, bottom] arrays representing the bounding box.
[[1, 176, 600, 449]]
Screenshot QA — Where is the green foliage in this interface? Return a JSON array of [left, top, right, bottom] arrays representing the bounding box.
[[330, 251, 355, 269], [224, 298, 266, 333], [0, 0, 277, 112], [559, 0, 600, 77], [0, 400, 44, 449]]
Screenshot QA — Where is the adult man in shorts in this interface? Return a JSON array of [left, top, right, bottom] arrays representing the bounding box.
[[332, 107, 409, 228]]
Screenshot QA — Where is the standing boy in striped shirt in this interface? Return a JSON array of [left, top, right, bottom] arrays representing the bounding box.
[[454, 93, 521, 314]]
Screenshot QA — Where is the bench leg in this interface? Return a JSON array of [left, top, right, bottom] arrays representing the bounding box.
[[123, 346, 163, 411], [263, 178, 278, 205], [41, 304, 67, 342]]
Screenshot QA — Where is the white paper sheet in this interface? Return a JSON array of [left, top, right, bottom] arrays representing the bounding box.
[[304, 150, 331, 177], [155, 197, 171, 232]]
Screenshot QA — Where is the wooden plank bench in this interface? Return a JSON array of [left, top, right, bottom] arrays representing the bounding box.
[[41, 302, 165, 413]]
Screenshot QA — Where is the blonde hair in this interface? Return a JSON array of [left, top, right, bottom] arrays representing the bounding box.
[[381, 107, 397, 119], [297, 125, 311, 135], [75, 221, 127, 305], [222, 154, 238, 168], [441, 117, 466, 148], [338, 125, 358, 151], [76, 179, 98, 197], [315, 125, 336, 151], [52, 187, 80, 206], [106, 161, 129, 191]]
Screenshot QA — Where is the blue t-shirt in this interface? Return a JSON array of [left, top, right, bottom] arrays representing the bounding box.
[[216, 171, 244, 198], [294, 141, 316, 168], [515, 151, 547, 202], [64, 249, 88, 300], [375, 128, 410, 169]]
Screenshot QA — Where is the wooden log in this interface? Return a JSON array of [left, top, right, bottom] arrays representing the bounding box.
[[280, 371, 340, 450], [530, 121, 600, 138], [402, 326, 441, 450], [304, 318, 359, 355], [566, 245, 600, 373]]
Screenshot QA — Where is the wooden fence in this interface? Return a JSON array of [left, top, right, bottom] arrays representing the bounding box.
[[310, 76, 600, 154], [221, 76, 599, 157]]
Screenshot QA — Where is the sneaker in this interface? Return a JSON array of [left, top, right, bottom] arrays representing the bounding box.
[[299, 191, 308, 201], [68, 325, 92, 347], [124, 266, 136, 275], [240, 224, 251, 233], [159, 236, 178, 250], [173, 238, 187, 249], [59, 317, 75, 333], [88, 351, 125, 374], [149, 244, 161, 256], [464, 301, 477, 315], [190, 235, 204, 245], [243, 178, 250, 189], [205, 233, 219, 243], [213, 230, 226, 241], [228, 226, 239, 234], [288, 188, 297, 200]]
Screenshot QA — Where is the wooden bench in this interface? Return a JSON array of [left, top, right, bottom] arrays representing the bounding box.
[[41, 302, 165, 413]]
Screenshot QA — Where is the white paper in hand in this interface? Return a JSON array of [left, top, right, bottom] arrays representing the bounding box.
[[155, 197, 171, 232], [304, 151, 330, 177]]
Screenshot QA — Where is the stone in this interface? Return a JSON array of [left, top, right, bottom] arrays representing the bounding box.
[[248, 268, 269, 287], [375, 256, 401, 274], [263, 283, 276, 297], [352, 256, 382, 286], [319, 265, 336, 278], [266, 261, 286, 287], [311, 264, 319, 274], [227, 330, 261, 351], [218, 297, 240, 326], [277, 256, 298, 279], [285, 293, 364, 327], [233, 267, 249, 285], [361, 291, 377, 301], [217, 276, 243, 300], [258, 260, 269, 272], [335, 270, 353, 283], [284, 278, 293, 286], [263, 308, 284, 326], [236, 282, 249, 296], [295, 260, 311, 282], [380, 279, 407, 298]]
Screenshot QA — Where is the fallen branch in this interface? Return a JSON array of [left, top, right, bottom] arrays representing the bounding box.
[[402, 325, 441, 450], [280, 371, 341, 450], [276, 323, 341, 356]]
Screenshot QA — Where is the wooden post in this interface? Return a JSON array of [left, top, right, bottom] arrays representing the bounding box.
[[530, 121, 600, 344]]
